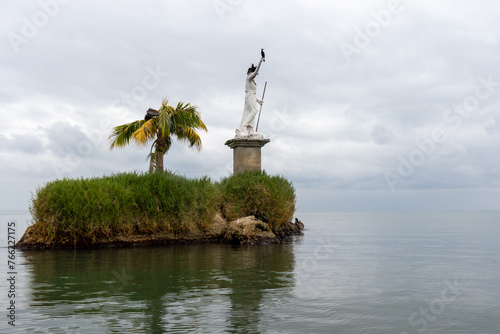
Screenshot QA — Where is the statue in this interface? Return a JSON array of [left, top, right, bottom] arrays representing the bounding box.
[[235, 55, 265, 139]]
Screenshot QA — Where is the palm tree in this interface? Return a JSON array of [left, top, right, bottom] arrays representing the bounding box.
[[109, 99, 207, 172]]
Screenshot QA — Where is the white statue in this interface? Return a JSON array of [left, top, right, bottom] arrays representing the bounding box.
[[235, 57, 265, 139]]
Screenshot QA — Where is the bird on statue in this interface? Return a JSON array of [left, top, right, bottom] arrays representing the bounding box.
[[261, 48, 265, 62]]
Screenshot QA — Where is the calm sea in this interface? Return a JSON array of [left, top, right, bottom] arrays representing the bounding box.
[[1, 211, 499, 333]]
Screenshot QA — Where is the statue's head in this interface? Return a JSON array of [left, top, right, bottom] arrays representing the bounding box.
[[247, 64, 256, 74]]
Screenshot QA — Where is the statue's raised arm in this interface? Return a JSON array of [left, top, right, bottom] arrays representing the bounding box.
[[235, 56, 265, 139], [247, 58, 263, 81]]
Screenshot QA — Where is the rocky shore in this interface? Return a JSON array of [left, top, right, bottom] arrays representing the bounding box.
[[16, 214, 305, 250]]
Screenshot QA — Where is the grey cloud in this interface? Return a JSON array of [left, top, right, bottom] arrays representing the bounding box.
[[0, 133, 44, 154], [1, 1, 500, 211], [371, 124, 394, 145], [486, 116, 500, 134], [45, 122, 90, 157]]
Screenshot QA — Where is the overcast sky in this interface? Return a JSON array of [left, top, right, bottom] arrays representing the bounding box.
[[1, 0, 499, 212]]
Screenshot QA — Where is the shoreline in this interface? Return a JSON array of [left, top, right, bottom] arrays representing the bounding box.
[[16, 215, 305, 250]]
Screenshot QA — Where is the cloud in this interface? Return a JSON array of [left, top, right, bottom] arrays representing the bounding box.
[[370, 124, 395, 145], [1, 1, 499, 210], [1, 133, 45, 154], [45, 122, 91, 157]]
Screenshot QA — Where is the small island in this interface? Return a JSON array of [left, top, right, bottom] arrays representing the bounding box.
[[17, 171, 303, 249]]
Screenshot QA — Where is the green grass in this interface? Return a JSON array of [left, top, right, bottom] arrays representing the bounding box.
[[218, 171, 296, 231], [28, 171, 296, 247]]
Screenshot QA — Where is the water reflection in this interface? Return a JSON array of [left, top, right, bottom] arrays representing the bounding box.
[[21, 242, 295, 333]]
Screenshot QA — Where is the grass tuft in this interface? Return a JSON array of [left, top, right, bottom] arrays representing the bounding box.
[[217, 171, 296, 231]]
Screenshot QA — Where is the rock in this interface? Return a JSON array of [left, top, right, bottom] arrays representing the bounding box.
[[223, 216, 279, 245], [201, 212, 229, 239], [273, 218, 305, 238]]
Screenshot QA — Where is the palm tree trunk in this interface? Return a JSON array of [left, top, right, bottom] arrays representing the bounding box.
[[155, 150, 164, 172]]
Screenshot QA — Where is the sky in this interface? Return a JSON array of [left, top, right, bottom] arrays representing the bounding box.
[[1, 0, 499, 212]]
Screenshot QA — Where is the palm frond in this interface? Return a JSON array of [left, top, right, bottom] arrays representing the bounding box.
[[170, 103, 207, 132], [133, 118, 157, 145], [157, 102, 173, 139], [174, 126, 203, 150], [108, 120, 146, 149]]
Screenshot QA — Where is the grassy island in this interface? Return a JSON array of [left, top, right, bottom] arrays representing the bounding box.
[[18, 171, 299, 249]]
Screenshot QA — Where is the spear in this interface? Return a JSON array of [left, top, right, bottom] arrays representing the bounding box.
[[256, 81, 267, 131]]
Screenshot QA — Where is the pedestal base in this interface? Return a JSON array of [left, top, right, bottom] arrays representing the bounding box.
[[225, 138, 270, 174]]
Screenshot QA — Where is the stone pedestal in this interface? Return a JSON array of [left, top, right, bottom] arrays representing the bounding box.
[[225, 138, 270, 174]]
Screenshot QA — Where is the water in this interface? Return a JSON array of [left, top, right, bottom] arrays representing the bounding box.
[[1, 211, 499, 333]]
